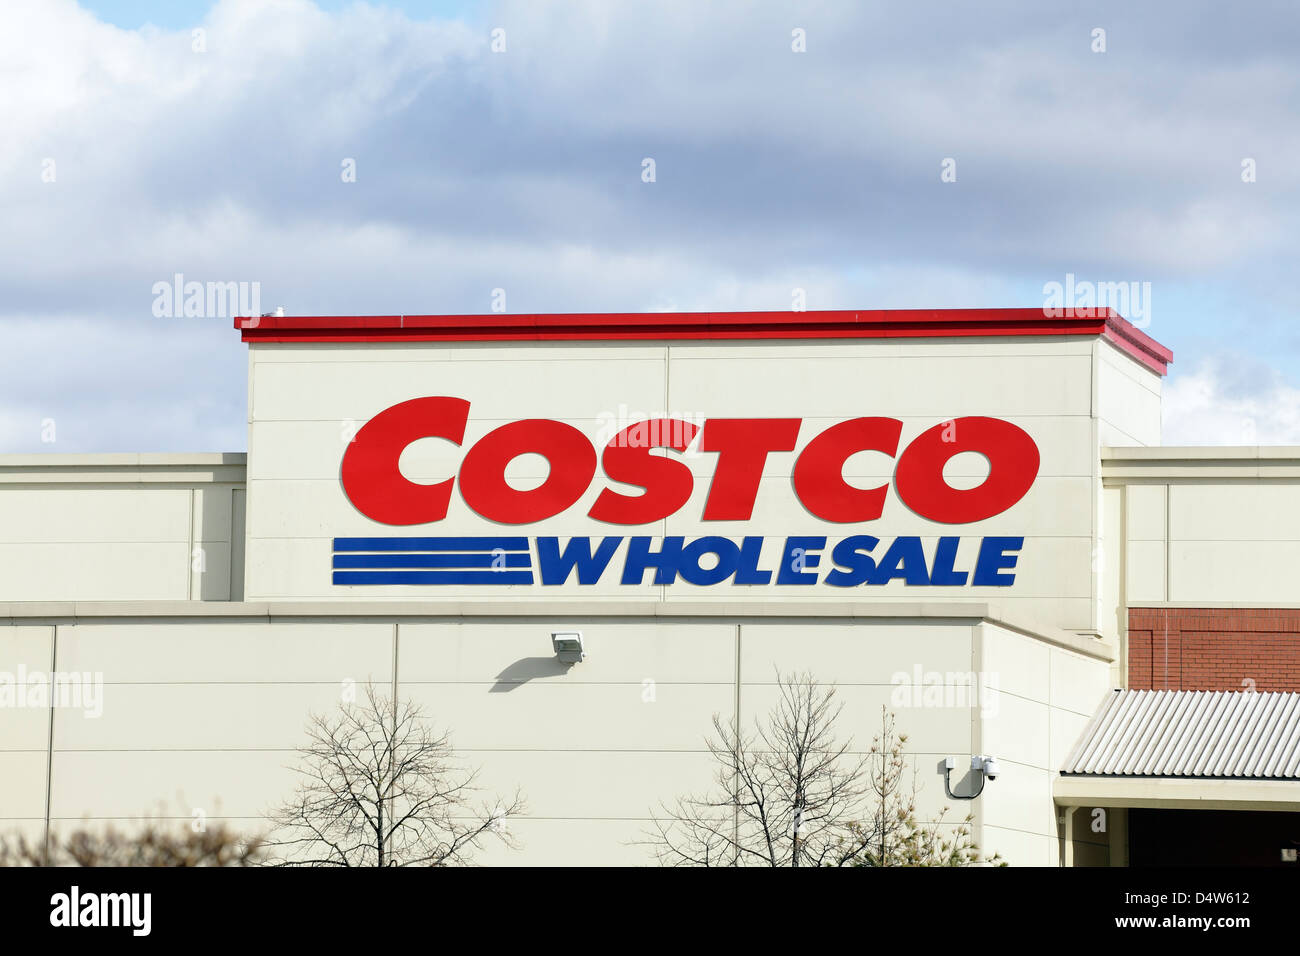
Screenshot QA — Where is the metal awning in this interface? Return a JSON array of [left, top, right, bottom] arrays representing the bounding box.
[[1063, 690, 1300, 779]]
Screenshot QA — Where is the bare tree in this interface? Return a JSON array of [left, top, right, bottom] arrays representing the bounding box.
[[646, 671, 875, 866], [646, 673, 997, 867], [841, 708, 998, 867], [0, 819, 264, 867], [267, 683, 524, 866]]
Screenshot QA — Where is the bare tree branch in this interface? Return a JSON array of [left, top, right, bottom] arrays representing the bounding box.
[[265, 682, 525, 867], [644, 672, 999, 867]]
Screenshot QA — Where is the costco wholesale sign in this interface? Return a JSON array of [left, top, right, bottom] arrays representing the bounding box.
[[235, 309, 1150, 625], [335, 398, 1040, 589]]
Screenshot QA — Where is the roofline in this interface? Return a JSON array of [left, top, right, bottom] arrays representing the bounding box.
[[0, 598, 1111, 658], [1104, 446, 1300, 459], [0, 453, 246, 485], [234, 308, 1172, 376], [1102, 445, 1300, 481], [0, 453, 245, 467], [1054, 775, 1300, 811]]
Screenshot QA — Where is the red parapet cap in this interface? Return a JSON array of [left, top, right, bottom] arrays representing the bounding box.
[[234, 307, 1172, 376]]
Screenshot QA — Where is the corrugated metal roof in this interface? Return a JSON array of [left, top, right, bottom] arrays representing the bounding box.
[[1061, 690, 1300, 778]]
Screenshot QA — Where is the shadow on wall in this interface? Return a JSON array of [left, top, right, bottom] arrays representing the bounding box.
[[491, 657, 575, 692], [933, 757, 982, 800]]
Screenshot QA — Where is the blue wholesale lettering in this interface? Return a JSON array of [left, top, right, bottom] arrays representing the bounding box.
[[334, 534, 1023, 587], [526, 535, 1022, 587]]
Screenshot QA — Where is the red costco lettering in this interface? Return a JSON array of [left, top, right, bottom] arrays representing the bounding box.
[[459, 419, 597, 524], [792, 417, 903, 523], [340, 396, 469, 526], [588, 419, 700, 525], [699, 419, 801, 520], [893, 416, 1039, 523], [339, 399, 1040, 526]]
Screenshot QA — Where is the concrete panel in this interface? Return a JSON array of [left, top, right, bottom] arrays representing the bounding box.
[[739, 621, 973, 684], [1171, 482, 1300, 541], [192, 542, 232, 601], [400, 682, 732, 752], [1125, 483, 1166, 540], [982, 824, 1055, 866], [1097, 346, 1161, 447], [0, 626, 55, 756], [1049, 707, 1092, 772], [981, 624, 1050, 704], [398, 621, 735, 684], [1049, 648, 1112, 717], [0, 752, 47, 817], [53, 683, 355, 751], [251, 358, 669, 423], [0, 542, 191, 601], [0, 700, 52, 753], [56, 622, 393, 683], [50, 750, 296, 819], [981, 762, 1056, 839], [1169, 540, 1300, 604], [0, 488, 190, 543], [1126, 539, 1166, 602], [668, 353, 1092, 418], [1099, 485, 1124, 643], [0, 818, 47, 845], [0, 626, 53, 673], [981, 692, 1050, 769], [465, 749, 715, 820]]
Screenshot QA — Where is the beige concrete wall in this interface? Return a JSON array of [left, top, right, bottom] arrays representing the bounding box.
[[398, 619, 731, 864], [977, 622, 1112, 865], [0, 626, 53, 845], [47, 621, 391, 835], [1104, 448, 1300, 608], [1098, 484, 1125, 678], [1095, 340, 1162, 448], [0, 608, 1110, 866], [0, 455, 246, 603]]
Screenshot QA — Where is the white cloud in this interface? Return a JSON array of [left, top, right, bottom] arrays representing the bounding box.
[[1162, 357, 1300, 445], [2, 0, 1299, 451]]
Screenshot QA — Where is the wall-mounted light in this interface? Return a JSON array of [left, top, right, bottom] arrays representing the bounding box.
[[551, 631, 585, 664], [943, 754, 999, 800]]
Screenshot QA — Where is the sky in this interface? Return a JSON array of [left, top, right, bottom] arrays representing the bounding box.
[[2, 0, 1298, 452]]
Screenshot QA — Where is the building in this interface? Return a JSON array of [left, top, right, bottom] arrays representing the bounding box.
[[1, 307, 1297, 866]]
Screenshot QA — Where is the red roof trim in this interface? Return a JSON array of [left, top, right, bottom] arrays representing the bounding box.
[[235, 308, 1171, 375], [1099, 314, 1173, 376]]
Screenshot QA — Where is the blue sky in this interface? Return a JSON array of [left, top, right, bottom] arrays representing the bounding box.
[[1, 0, 1298, 451]]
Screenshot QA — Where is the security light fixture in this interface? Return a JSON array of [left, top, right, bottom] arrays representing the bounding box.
[[942, 754, 999, 800], [551, 631, 585, 664]]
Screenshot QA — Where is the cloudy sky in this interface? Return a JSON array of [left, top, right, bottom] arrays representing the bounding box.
[[2, 0, 1298, 452]]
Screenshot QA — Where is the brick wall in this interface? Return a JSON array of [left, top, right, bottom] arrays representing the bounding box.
[[1128, 608, 1300, 692]]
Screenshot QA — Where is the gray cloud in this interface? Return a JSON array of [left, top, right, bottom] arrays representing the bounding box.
[[1, 0, 1298, 450]]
